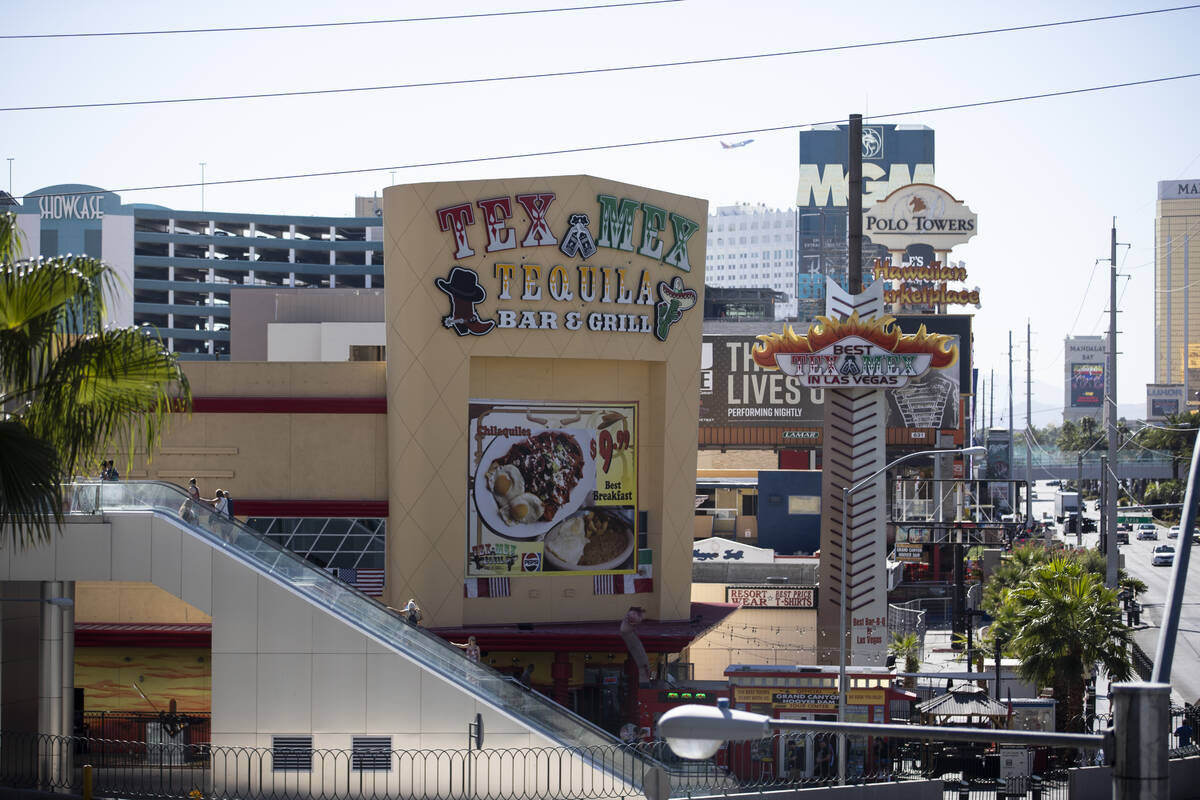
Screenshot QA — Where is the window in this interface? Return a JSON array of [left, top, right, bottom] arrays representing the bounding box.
[[272, 736, 313, 772], [741, 493, 757, 516], [352, 737, 392, 771], [788, 496, 820, 514]]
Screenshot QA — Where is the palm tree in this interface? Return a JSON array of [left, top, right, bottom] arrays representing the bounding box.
[[995, 556, 1131, 732], [0, 212, 190, 547], [889, 632, 921, 688]]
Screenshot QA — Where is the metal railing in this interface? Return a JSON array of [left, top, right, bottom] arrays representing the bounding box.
[[0, 729, 1085, 800]]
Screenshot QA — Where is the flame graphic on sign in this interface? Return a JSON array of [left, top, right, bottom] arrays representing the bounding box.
[[751, 313, 958, 370]]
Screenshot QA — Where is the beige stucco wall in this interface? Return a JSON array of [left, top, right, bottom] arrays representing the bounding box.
[[688, 583, 817, 680], [121, 361, 387, 503], [76, 581, 211, 624], [384, 175, 707, 628]]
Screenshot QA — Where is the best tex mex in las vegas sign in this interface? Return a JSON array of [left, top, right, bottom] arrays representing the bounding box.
[[755, 313, 958, 388]]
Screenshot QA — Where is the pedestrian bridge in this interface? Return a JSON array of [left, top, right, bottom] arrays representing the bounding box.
[[1007, 448, 1176, 482]]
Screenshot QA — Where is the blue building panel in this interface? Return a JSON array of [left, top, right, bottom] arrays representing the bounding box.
[[755, 470, 823, 555]]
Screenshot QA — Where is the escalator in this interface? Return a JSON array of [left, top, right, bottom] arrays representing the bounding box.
[[68, 481, 677, 793]]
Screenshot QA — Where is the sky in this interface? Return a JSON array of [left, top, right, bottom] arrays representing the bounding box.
[[6, 0, 1199, 428]]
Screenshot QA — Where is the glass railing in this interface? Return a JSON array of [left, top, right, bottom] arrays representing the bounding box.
[[66, 481, 662, 787]]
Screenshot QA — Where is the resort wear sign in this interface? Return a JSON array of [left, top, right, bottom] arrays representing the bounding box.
[[467, 401, 638, 577]]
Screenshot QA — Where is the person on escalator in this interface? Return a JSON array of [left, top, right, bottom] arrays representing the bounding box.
[[452, 635, 480, 662]]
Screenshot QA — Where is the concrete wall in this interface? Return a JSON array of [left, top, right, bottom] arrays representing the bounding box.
[[693, 780, 942, 799], [688, 583, 816, 678], [117, 361, 387, 505], [266, 321, 385, 362], [75, 581, 210, 624]]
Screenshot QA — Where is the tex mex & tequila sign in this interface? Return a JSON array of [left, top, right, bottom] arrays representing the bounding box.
[[432, 192, 703, 343]]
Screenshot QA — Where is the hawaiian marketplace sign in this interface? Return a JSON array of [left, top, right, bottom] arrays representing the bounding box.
[[750, 313, 958, 388], [431, 191, 703, 342]]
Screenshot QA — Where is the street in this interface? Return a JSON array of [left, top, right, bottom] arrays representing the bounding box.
[[1027, 481, 1200, 707]]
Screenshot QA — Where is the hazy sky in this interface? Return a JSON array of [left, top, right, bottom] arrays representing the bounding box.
[[7, 0, 1199, 426]]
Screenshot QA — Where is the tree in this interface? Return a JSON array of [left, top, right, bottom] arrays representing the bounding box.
[[991, 557, 1131, 732], [0, 212, 190, 547], [889, 632, 921, 688]]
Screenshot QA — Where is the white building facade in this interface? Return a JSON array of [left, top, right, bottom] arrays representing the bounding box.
[[704, 204, 798, 319]]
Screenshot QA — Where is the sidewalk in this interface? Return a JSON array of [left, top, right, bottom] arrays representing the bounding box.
[[919, 627, 972, 674]]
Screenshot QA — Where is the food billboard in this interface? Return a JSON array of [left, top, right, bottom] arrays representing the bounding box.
[[468, 401, 638, 577]]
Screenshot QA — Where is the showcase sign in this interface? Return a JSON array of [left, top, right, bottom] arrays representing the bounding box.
[[751, 313, 958, 389], [863, 184, 977, 251], [433, 193, 702, 342], [467, 401, 639, 578]]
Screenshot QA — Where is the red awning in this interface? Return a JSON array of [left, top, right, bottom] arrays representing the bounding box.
[[75, 622, 212, 648], [429, 601, 739, 652]]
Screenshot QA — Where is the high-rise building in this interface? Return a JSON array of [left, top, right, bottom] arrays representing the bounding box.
[[704, 204, 797, 318], [1155, 179, 1200, 407], [795, 124, 935, 322], [9, 183, 383, 358]]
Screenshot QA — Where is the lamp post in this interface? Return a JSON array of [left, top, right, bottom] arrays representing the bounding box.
[[837, 444, 985, 783]]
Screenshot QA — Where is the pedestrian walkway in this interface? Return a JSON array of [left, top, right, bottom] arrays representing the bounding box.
[[920, 627, 971, 673]]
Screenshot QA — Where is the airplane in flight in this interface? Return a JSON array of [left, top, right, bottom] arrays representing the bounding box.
[[720, 139, 755, 149]]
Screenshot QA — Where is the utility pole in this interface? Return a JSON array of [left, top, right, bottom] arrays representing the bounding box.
[[1009, 332, 1015, 516], [990, 368, 994, 429], [1026, 321, 1033, 526], [200, 162, 207, 212], [847, 114, 863, 294], [1104, 221, 1120, 590]]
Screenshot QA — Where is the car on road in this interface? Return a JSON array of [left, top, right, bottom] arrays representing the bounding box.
[[1152, 545, 1176, 566], [1117, 529, 1130, 545], [1137, 524, 1159, 540], [1169, 526, 1181, 539]]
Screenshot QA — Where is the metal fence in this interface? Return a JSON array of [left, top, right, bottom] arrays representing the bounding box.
[[0, 729, 1086, 800]]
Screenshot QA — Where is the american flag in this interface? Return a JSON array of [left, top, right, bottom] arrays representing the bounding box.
[[593, 575, 653, 595], [334, 568, 385, 596], [464, 577, 511, 598]]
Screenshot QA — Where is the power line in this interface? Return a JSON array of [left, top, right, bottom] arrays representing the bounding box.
[[0, 0, 682, 40], [5, 4, 1197, 113], [16, 71, 1200, 202]]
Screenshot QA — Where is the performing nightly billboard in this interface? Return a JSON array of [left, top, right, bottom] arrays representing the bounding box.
[[1064, 336, 1104, 421], [1070, 363, 1104, 406]]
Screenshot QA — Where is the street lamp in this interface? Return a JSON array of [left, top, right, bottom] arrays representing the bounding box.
[[836, 444, 985, 783]]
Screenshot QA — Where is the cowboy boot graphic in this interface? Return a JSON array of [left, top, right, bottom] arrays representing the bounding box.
[[436, 267, 495, 336]]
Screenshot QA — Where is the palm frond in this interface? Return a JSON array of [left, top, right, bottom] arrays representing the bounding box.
[[21, 327, 190, 474], [0, 419, 63, 548]]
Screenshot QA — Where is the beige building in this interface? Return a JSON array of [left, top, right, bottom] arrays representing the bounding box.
[[56, 175, 713, 737], [1155, 179, 1200, 405]]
